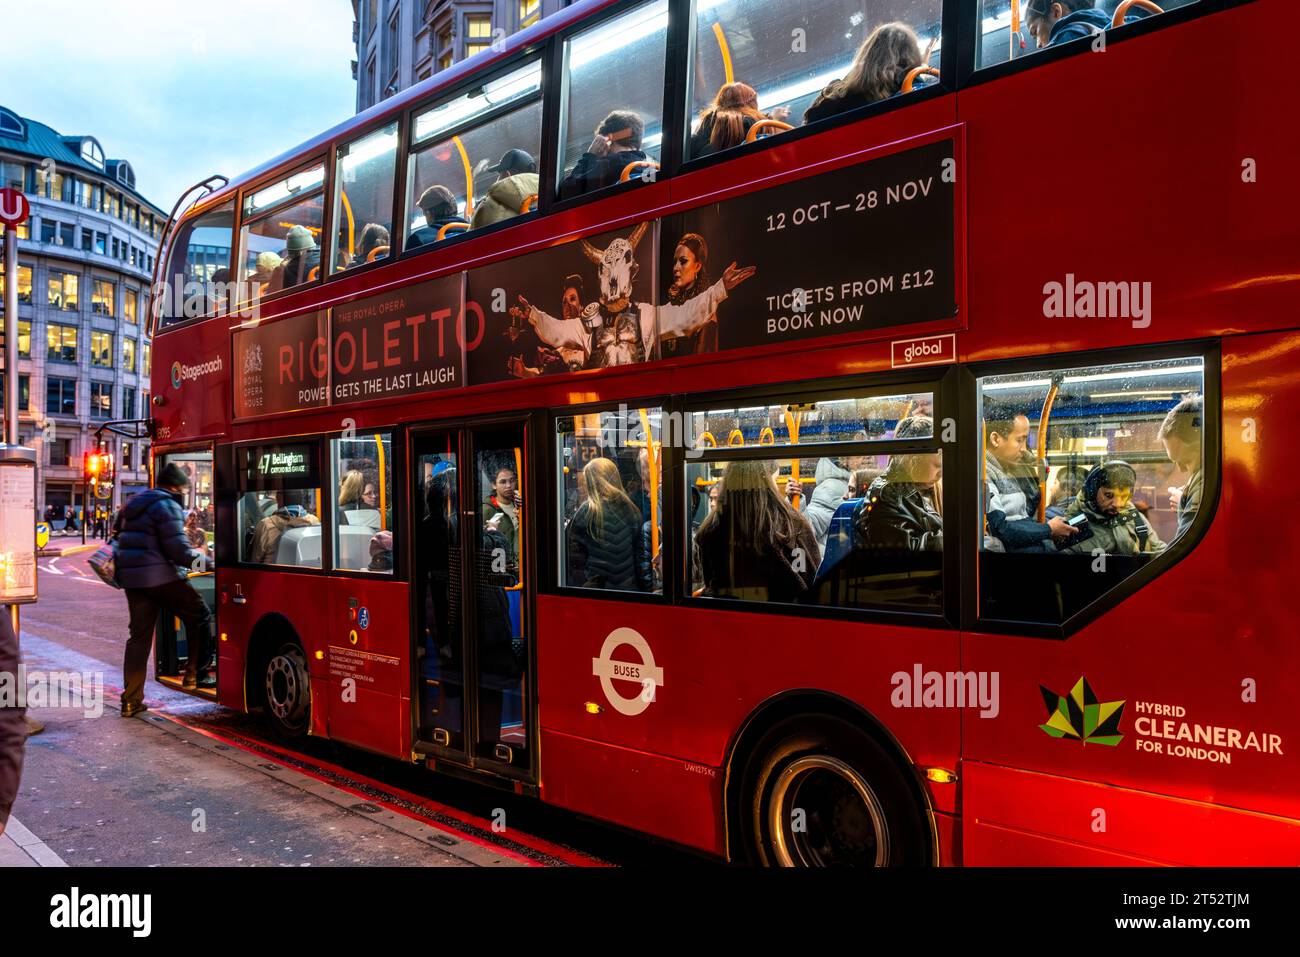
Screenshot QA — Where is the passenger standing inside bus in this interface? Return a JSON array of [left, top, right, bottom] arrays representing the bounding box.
[[695, 460, 820, 603], [269, 225, 321, 293], [482, 465, 521, 566], [470, 149, 540, 230], [802, 23, 927, 125], [559, 110, 650, 200], [116, 464, 213, 709], [1160, 395, 1203, 539], [689, 82, 790, 158], [337, 469, 365, 524], [407, 185, 462, 249], [565, 458, 650, 592]]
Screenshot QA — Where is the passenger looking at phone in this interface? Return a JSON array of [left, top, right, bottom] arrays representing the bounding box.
[[983, 405, 1077, 551], [1058, 461, 1166, 557]]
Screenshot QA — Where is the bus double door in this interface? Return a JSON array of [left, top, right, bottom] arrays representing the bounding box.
[[411, 421, 532, 777]]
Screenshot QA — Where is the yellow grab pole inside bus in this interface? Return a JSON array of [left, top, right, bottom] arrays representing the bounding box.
[[341, 189, 356, 261], [1036, 377, 1061, 522], [783, 408, 803, 509], [373, 434, 387, 530], [452, 136, 475, 218], [712, 22, 735, 86], [638, 407, 659, 560]]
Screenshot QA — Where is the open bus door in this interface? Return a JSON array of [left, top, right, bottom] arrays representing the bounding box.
[[410, 419, 534, 782], [151, 446, 218, 697]]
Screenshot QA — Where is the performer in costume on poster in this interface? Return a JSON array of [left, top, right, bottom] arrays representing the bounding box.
[[506, 274, 587, 378], [662, 232, 720, 358], [507, 222, 755, 371]]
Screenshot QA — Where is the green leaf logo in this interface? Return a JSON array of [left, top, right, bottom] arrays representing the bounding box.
[[1039, 677, 1125, 747]]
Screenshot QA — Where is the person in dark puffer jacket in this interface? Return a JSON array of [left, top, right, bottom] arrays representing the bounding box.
[[565, 457, 650, 592], [114, 463, 211, 714], [0, 610, 24, 837]]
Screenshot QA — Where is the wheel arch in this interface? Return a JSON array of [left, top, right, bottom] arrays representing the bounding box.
[[244, 612, 304, 712]]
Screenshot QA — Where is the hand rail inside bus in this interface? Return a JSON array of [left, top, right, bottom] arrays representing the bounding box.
[[366, 245, 389, 263], [783, 407, 803, 509], [437, 222, 471, 241], [619, 160, 660, 183], [637, 407, 660, 562], [1035, 375, 1062, 523], [901, 66, 940, 94], [341, 189, 356, 261], [1113, 0, 1164, 27], [744, 119, 793, 144], [711, 22, 734, 86], [374, 434, 388, 530]]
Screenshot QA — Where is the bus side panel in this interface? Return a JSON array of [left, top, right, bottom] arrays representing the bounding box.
[[535, 595, 961, 848], [962, 761, 1300, 866], [213, 569, 248, 712], [150, 318, 231, 443], [962, 330, 1300, 854], [324, 579, 410, 759]]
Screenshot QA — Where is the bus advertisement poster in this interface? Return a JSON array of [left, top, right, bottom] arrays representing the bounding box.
[[660, 137, 958, 354], [330, 273, 464, 405], [233, 309, 330, 419], [465, 220, 659, 385]]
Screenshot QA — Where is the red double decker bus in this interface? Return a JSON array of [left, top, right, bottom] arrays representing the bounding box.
[[145, 0, 1297, 865]]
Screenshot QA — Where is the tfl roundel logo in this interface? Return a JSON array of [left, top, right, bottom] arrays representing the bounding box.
[[170, 361, 182, 389]]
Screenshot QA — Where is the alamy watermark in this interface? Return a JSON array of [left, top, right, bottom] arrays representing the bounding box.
[[891, 664, 1000, 719], [1042, 274, 1152, 329], [0, 667, 104, 718]]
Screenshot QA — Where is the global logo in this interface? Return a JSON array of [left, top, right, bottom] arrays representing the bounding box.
[[1039, 676, 1126, 747], [170, 361, 182, 389]]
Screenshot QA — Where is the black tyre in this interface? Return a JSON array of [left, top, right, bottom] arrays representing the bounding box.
[[263, 641, 311, 740], [739, 715, 928, 867]]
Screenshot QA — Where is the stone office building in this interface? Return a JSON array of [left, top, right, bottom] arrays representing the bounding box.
[[0, 105, 165, 520]]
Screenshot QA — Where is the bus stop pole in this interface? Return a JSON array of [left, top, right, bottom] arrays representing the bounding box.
[[5, 225, 40, 735]]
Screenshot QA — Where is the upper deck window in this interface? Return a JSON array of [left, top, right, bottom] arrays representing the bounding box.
[[975, 0, 1194, 69], [406, 59, 543, 251], [557, 0, 668, 201], [158, 200, 234, 328], [687, 0, 942, 159], [237, 162, 326, 304], [332, 122, 399, 273]]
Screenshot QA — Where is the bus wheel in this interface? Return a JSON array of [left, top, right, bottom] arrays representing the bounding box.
[[264, 641, 311, 740], [742, 716, 926, 867]]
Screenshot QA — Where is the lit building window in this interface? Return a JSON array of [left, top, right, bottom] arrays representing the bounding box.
[[520, 0, 541, 27], [466, 14, 492, 57]]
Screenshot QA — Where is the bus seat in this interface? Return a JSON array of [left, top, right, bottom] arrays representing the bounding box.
[[343, 508, 382, 530], [815, 498, 862, 581], [366, 245, 390, 263], [436, 222, 470, 241], [744, 119, 793, 143], [307, 265, 320, 282], [901, 66, 940, 94], [619, 160, 660, 183], [1112, 0, 1162, 26], [338, 526, 374, 570], [276, 526, 321, 567], [520, 194, 538, 214]]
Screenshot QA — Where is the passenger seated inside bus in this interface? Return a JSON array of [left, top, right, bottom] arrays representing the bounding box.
[[695, 460, 820, 604], [245, 251, 281, 300], [470, 149, 540, 230], [407, 184, 463, 249], [353, 223, 390, 266], [267, 225, 321, 294], [803, 22, 929, 126], [565, 458, 651, 592], [248, 492, 321, 564], [559, 110, 650, 201], [1045, 465, 1089, 519], [1058, 461, 1166, 557], [689, 82, 790, 158], [1159, 395, 1202, 540], [1026, 0, 1150, 49]]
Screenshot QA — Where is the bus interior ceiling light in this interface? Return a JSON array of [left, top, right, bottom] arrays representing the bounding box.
[[415, 63, 540, 143], [343, 129, 399, 172], [568, 1, 668, 70]]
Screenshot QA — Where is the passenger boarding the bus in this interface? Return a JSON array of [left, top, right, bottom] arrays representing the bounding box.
[[559, 110, 650, 200], [695, 460, 820, 603], [407, 185, 462, 249], [802, 23, 929, 126], [1159, 395, 1202, 539], [852, 416, 943, 554], [984, 405, 1078, 552], [1025, 1, 1146, 49], [1058, 461, 1166, 557], [470, 149, 540, 230], [268, 225, 321, 293], [482, 465, 521, 566], [565, 458, 651, 592], [689, 82, 790, 158]]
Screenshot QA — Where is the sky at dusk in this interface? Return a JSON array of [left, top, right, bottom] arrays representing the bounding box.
[[0, 0, 358, 211]]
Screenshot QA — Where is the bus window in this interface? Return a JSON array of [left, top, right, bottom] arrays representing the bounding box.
[[556, 406, 663, 595], [406, 59, 543, 250], [557, 0, 668, 201], [236, 442, 323, 568], [330, 433, 395, 574], [688, 0, 942, 157], [332, 122, 398, 274], [977, 355, 1206, 625], [237, 163, 326, 304], [158, 199, 234, 326], [976, 0, 1195, 69]]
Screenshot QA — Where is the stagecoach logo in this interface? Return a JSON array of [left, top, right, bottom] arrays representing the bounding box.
[[170, 356, 224, 390], [592, 627, 663, 717], [1038, 676, 1126, 747]]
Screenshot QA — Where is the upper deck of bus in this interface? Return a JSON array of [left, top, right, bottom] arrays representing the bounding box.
[[148, 0, 1293, 448]]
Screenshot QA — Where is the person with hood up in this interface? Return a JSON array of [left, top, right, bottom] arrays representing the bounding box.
[[470, 149, 540, 230], [566, 457, 651, 592], [696, 459, 820, 603], [1059, 461, 1167, 556], [115, 463, 213, 712]]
